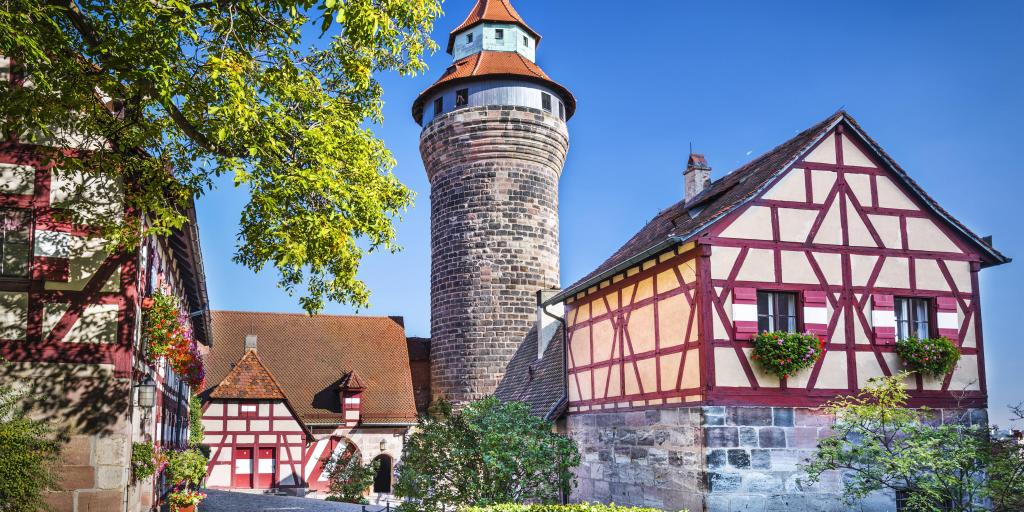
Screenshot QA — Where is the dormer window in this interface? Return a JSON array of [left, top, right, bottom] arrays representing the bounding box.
[[433, 97, 443, 116], [466, 33, 474, 44], [495, 29, 504, 40], [456, 89, 469, 107], [541, 93, 552, 112]]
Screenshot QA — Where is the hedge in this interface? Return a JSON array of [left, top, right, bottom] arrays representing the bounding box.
[[460, 505, 685, 512]]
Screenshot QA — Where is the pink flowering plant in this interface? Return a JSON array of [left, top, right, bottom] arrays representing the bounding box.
[[142, 289, 205, 389], [894, 336, 959, 378], [751, 331, 825, 379]]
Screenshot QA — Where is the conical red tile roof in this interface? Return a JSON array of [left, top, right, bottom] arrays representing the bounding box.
[[447, 0, 540, 53]]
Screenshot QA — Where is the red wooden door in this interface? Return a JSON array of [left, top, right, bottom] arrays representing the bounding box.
[[256, 447, 276, 489], [233, 448, 253, 488]]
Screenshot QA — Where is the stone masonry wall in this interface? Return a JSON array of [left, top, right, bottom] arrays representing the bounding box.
[[568, 408, 705, 512], [568, 405, 988, 512], [421, 105, 569, 405]]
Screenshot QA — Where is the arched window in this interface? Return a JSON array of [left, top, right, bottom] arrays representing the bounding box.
[[372, 454, 393, 494]]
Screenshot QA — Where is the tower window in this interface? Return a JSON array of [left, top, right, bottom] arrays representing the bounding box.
[[558, 101, 565, 120], [495, 29, 504, 40], [541, 93, 552, 112], [523, 36, 529, 46], [455, 89, 469, 107], [433, 97, 443, 116], [757, 291, 798, 333], [467, 33, 474, 44], [895, 297, 931, 341]]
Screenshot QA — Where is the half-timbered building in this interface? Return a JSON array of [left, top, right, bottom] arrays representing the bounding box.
[[0, 57, 212, 512], [500, 110, 1009, 511], [200, 311, 418, 503]]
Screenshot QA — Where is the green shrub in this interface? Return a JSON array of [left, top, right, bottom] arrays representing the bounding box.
[[131, 441, 158, 482], [751, 331, 824, 379], [460, 505, 684, 512], [188, 393, 204, 447], [894, 337, 960, 377], [166, 448, 208, 488], [323, 450, 377, 504], [0, 367, 63, 512], [395, 398, 580, 512]]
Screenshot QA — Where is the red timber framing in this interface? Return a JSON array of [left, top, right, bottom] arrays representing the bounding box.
[[701, 122, 987, 409], [565, 119, 994, 413], [202, 400, 311, 490]]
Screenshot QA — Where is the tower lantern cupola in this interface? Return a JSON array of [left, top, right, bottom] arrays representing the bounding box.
[[411, 0, 574, 126]]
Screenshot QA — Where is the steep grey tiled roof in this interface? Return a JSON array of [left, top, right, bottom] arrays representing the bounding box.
[[494, 325, 565, 420]]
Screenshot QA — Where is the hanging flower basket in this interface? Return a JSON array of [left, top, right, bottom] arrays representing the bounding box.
[[751, 331, 825, 379], [142, 289, 205, 388], [895, 336, 960, 378]]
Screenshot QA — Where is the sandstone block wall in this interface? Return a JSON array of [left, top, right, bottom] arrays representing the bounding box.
[[568, 405, 988, 512], [421, 105, 569, 405]]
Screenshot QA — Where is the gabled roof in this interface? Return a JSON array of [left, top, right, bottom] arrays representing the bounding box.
[[209, 350, 287, 400], [202, 311, 418, 426], [337, 371, 366, 391], [550, 111, 1010, 304], [447, 0, 541, 54], [412, 51, 576, 124]]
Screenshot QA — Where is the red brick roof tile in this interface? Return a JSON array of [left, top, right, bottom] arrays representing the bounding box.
[[203, 311, 418, 425], [210, 349, 287, 400], [412, 51, 575, 124]]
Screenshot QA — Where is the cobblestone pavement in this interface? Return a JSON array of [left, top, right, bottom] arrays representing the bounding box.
[[200, 490, 392, 512]]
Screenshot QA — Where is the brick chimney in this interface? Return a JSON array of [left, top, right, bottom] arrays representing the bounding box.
[[685, 153, 711, 202]]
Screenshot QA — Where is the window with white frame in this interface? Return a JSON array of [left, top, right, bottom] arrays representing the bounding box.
[[0, 208, 31, 278], [757, 291, 798, 333], [895, 297, 931, 341]]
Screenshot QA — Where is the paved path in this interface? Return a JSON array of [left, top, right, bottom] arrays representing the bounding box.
[[200, 490, 393, 512]]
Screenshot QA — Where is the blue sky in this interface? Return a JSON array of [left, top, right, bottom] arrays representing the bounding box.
[[196, 0, 1024, 424]]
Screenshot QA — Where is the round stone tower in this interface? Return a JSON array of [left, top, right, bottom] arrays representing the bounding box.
[[413, 0, 575, 405]]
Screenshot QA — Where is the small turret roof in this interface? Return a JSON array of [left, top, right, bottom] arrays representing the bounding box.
[[447, 0, 541, 54]]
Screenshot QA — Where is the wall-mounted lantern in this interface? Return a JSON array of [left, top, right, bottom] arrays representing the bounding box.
[[136, 374, 157, 419], [380, 439, 387, 452]]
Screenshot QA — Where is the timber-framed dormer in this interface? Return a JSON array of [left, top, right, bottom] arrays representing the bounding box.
[[548, 110, 1009, 415]]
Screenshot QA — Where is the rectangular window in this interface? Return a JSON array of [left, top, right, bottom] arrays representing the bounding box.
[[467, 33, 474, 44], [0, 208, 31, 278], [239, 403, 258, 418], [523, 36, 529, 46], [757, 291, 798, 333], [456, 88, 469, 107], [895, 297, 931, 340], [495, 29, 504, 40], [558, 101, 565, 120], [541, 92, 552, 112], [433, 97, 443, 116]]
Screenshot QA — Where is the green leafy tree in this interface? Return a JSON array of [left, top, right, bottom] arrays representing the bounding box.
[[1, 0, 443, 313], [0, 364, 63, 512], [395, 397, 581, 512], [802, 372, 990, 511], [324, 449, 377, 504], [461, 506, 678, 512], [988, 403, 1024, 512]]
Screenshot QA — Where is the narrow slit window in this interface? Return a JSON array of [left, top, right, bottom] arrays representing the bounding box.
[[757, 291, 798, 333], [523, 36, 529, 46], [433, 97, 443, 116], [558, 101, 565, 120], [467, 33, 474, 44], [541, 93, 552, 112], [895, 297, 931, 340], [495, 29, 504, 40], [456, 88, 469, 107]]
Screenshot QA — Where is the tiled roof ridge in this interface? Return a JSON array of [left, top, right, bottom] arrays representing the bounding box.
[[209, 309, 404, 322]]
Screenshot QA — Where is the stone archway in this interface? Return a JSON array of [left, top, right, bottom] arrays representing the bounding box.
[[372, 454, 393, 494]]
